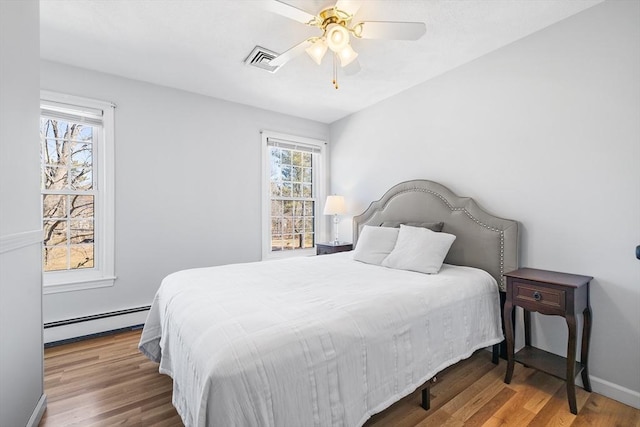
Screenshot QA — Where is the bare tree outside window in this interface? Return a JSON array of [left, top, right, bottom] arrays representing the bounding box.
[[41, 118, 95, 271], [269, 146, 315, 251]]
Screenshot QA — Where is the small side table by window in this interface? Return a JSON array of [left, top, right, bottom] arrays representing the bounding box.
[[503, 268, 593, 415], [316, 242, 353, 256]]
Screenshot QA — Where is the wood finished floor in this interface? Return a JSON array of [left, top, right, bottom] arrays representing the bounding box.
[[40, 330, 639, 427]]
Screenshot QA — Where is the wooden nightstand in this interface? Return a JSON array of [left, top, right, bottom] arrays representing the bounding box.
[[503, 268, 593, 415], [316, 242, 353, 255]]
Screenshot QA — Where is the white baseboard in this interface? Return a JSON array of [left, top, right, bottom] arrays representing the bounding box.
[[26, 394, 47, 427], [588, 375, 640, 409], [44, 309, 149, 344]]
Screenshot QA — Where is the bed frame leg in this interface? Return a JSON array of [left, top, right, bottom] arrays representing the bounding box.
[[421, 377, 436, 410], [421, 345, 498, 412], [421, 387, 430, 410]]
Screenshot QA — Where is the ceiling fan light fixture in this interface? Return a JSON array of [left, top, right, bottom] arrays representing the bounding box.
[[305, 38, 328, 65], [326, 23, 349, 52], [337, 44, 358, 67], [266, 0, 427, 89]]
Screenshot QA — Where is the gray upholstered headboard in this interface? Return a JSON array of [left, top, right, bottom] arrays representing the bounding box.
[[352, 180, 519, 291]]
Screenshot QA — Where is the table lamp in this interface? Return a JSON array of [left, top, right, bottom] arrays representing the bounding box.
[[323, 195, 346, 244]]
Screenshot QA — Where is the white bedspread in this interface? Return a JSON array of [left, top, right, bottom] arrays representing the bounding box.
[[139, 253, 503, 427]]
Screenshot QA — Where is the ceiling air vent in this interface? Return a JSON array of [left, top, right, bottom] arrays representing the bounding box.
[[244, 46, 281, 73]]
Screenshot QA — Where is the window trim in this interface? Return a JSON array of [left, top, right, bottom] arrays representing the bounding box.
[[40, 90, 116, 294], [261, 130, 327, 260]]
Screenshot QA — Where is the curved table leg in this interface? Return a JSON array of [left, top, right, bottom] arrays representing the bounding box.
[[566, 314, 578, 415], [581, 306, 593, 392], [503, 300, 515, 384]]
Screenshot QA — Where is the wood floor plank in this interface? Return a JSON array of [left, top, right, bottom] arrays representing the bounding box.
[[489, 371, 549, 427], [415, 408, 457, 427], [462, 387, 516, 427], [577, 393, 640, 427], [439, 364, 505, 420], [526, 381, 590, 427], [39, 330, 639, 427]]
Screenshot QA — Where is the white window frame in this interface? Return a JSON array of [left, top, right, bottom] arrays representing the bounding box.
[[40, 90, 116, 294], [261, 130, 327, 260]]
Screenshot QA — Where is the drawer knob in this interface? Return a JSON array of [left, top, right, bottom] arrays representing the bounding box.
[[533, 291, 542, 301]]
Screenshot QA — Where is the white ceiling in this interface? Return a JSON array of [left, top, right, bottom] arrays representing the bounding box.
[[40, 0, 603, 124]]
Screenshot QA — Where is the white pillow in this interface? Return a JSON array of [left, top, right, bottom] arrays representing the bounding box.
[[382, 224, 456, 274], [353, 225, 400, 265]]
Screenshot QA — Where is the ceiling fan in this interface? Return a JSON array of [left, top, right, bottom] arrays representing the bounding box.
[[264, 0, 426, 88]]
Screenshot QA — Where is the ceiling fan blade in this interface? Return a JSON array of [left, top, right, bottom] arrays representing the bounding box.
[[356, 21, 426, 40], [263, 0, 316, 24], [269, 39, 314, 67], [335, 0, 362, 16], [343, 58, 361, 76]]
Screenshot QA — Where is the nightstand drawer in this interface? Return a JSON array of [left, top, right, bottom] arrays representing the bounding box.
[[513, 281, 566, 314]]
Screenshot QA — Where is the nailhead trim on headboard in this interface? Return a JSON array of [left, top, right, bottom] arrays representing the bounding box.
[[353, 181, 518, 292], [385, 188, 506, 288]]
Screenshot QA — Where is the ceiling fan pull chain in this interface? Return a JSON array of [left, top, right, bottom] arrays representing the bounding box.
[[333, 53, 339, 89]]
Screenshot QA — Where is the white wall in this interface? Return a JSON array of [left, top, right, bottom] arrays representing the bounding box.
[[40, 61, 328, 336], [330, 0, 639, 407], [0, 0, 46, 425]]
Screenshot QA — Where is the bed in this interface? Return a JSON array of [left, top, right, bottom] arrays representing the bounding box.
[[139, 179, 519, 427]]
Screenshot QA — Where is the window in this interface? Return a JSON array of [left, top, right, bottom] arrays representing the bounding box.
[[262, 131, 326, 259], [40, 91, 115, 293]]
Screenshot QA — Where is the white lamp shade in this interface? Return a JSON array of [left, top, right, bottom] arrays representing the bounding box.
[[326, 24, 350, 52], [337, 44, 358, 67], [305, 38, 328, 65], [323, 195, 346, 215]]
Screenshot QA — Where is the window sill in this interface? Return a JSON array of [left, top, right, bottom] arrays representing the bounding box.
[[43, 276, 116, 295]]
